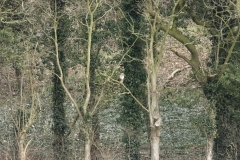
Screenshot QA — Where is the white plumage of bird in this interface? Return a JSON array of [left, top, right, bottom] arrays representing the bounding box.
[[118, 73, 124, 83]]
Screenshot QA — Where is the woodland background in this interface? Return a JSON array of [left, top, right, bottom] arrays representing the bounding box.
[[0, 0, 240, 160]]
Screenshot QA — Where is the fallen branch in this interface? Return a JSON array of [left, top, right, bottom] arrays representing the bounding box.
[[163, 66, 190, 87]]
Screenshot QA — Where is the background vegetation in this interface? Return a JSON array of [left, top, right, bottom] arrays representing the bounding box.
[[0, 0, 239, 160]]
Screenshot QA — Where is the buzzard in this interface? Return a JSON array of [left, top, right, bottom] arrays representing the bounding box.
[[118, 73, 124, 83]]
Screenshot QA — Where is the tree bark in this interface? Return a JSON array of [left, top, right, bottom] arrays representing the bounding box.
[[91, 112, 100, 160], [18, 132, 26, 160], [150, 125, 160, 160], [149, 72, 160, 160], [206, 135, 214, 160], [85, 136, 91, 160], [148, 18, 161, 159], [213, 102, 238, 160]]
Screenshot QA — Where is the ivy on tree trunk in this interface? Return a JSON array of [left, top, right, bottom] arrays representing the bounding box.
[[51, 0, 69, 159], [119, 0, 148, 159]]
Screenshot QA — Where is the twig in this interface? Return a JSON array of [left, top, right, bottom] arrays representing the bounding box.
[[112, 79, 149, 112]]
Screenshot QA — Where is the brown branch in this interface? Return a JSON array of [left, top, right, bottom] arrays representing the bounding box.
[[121, 83, 149, 113], [167, 68, 182, 80], [147, 10, 201, 69], [91, 86, 104, 115], [65, 113, 79, 138], [170, 49, 193, 66], [189, 12, 212, 28], [185, 8, 218, 36], [112, 79, 149, 113], [163, 66, 191, 87], [218, 27, 240, 77], [53, 13, 83, 120]]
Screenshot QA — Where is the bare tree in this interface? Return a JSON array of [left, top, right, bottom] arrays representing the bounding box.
[[52, 0, 120, 159], [146, 0, 240, 159], [12, 44, 41, 160]]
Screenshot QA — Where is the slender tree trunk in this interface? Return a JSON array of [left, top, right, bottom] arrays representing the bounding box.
[[18, 132, 26, 160], [147, 13, 161, 158], [85, 135, 92, 160], [149, 70, 161, 160], [150, 126, 160, 160], [91, 113, 100, 160], [206, 135, 214, 160]]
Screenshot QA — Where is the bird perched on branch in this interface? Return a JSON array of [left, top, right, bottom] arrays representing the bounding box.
[[118, 73, 124, 83]]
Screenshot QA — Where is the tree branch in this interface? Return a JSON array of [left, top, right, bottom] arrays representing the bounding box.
[[121, 82, 149, 113], [170, 49, 193, 66], [147, 10, 200, 62], [147, 10, 202, 80], [53, 13, 83, 120], [111, 79, 149, 113], [218, 27, 240, 77]]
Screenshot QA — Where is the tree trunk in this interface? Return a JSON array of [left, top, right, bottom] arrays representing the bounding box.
[[213, 102, 238, 160], [91, 113, 100, 160], [147, 12, 161, 158], [206, 135, 214, 160], [149, 68, 161, 160], [18, 132, 26, 160], [85, 137, 91, 160], [150, 125, 160, 160], [51, 1, 69, 159]]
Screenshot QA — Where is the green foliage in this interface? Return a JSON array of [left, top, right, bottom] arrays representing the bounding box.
[[158, 87, 215, 160], [160, 86, 216, 140], [169, 0, 240, 158], [0, 27, 14, 43], [160, 103, 207, 158], [208, 66, 240, 159], [205, 36, 240, 109], [160, 87, 204, 108], [2, 0, 240, 159], [51, 12, 69, 138], [118, 0, 148, 159], [51, 2, 70, 159], [0, 27, 20, 64]]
